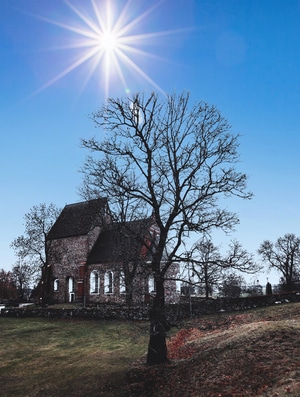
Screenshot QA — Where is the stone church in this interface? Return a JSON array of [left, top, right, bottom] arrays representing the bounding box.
[[44, 198, 179, 305]]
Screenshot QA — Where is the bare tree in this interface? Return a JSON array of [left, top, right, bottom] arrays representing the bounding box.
[[190, 238, 259, 299], [190, 238, 222, 299], [12, 259, 36, 301], [219, 273, 245, 298], [10, 203, 61, 303], [81, 92, 252, 364], [222, 240, 260, 273], [258, 233, 300, 291], [0, 269, 17, 302]]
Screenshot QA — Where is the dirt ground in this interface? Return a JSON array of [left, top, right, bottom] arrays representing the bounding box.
[[127, 302, 300, 397]]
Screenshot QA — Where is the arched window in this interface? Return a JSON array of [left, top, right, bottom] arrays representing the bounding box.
[[67, 276, 74, 302], [68, 277, 74, 293], [148, 275, 156, 293], [104, 271, 113, 294], [90, 271, 99, 294], [119, 271, 126, 294], [53, 279, 59, 292]]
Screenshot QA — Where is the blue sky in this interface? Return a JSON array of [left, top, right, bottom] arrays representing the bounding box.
[[1, 0, 300, 285]]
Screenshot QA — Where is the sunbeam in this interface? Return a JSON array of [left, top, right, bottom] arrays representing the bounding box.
[[27, 0, 192, 99]]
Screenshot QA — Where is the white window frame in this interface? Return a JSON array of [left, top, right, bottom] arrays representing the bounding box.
[[53, 279, 59, 292], [90, 271, 100, 294], [148, 275, 156, 293], [119, 271, 126, 294], [67, 277, 74, 302], [104, 271, 114, 294]]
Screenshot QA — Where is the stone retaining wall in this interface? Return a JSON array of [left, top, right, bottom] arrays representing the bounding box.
[[1, 291, 299, 321], [0, 305, 150, 321]]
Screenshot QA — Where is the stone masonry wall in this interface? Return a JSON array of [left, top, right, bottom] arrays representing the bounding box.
[[86, 262, 180, 305], [49, 235, 90, 303]]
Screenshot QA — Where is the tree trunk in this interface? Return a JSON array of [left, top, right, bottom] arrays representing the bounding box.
[[125, 291, 133, 306], [205, 266, 209, 300], [146, 277, 170, 365], [18, 281, 23, 302], [125, 273, 135, 306], [42, 264, 53, 305]]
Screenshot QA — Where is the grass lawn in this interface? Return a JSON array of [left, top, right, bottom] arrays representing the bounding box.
[[0, 317, 148, 397]]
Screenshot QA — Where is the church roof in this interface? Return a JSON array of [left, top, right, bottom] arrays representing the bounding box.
[[87, 218, 154, 264], [47, 198, 108, 240]]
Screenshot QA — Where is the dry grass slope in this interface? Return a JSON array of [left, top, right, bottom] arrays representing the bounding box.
[[128, 302, 300, 397]]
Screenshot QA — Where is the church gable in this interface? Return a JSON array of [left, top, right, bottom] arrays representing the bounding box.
[[47, 198, 109, 241]]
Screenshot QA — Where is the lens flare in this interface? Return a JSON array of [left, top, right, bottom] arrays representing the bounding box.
[[27, 0, 191, 99]]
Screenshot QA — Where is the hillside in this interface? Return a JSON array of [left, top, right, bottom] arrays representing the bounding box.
[[128, 302, 300, 397]]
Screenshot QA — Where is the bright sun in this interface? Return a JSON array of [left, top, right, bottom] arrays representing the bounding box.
[[100, 32, 118, 52], [28, 0, 189, 99]]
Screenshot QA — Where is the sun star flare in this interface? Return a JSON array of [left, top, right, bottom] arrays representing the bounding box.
[[27, 0, 190, 99]]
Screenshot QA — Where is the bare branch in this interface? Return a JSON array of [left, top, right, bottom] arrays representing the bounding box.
[[80, 91, 252, 364]]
